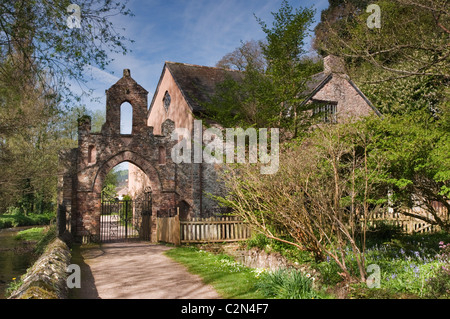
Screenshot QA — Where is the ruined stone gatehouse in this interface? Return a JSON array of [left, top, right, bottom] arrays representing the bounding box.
[[58, 56, 381, 243]]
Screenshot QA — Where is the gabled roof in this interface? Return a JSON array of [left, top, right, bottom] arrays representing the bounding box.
[[108, 69, 148, 95], [149, 60, 382, 118], [149, 62, 243, 115], [300, 71, 382, 117]]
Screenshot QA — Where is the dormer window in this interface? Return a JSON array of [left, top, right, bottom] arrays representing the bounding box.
[[163, 91, 171, 112]]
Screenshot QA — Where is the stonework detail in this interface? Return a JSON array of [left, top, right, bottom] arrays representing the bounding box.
[[58, 70, 197, 243]]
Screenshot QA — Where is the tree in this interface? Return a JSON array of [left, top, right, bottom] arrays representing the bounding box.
[[314, 0, 449, 81], [366, 111, 450, 232], [209, 1, 322, 138], [256, 0, 318, 137], [0, 61, 63, 213], [216, 39, 266, 72], [0, 0, 134, 100], [215, 120, 386, 283], [0, 0, 133, 213]]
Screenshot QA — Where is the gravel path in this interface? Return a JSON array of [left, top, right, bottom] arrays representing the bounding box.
[[70, 242, 221, 299]]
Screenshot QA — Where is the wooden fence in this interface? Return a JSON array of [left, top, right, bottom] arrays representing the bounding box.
[[181, 216, 251, 243], [365, 206, 447, 234], [157, 215, 251, 245], [157, 214, 181, 245]]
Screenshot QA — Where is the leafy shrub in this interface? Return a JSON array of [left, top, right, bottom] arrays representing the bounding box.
[[257, 268, 321, 299], [0, 210, 55, 229], [426, 266, 450, 298], [425, 242, 450, 298]]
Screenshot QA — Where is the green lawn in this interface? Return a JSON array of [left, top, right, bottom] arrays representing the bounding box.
[[164, 246, 266, 299], [14, 227, 47, 241]]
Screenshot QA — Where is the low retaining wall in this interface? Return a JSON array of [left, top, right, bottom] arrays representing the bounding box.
[[8, 237, 71, 299], [222, 244, 320, 279], [225, 246, 294, 270]]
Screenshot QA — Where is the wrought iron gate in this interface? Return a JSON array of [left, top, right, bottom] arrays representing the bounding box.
[[100, 193, 152, 242]]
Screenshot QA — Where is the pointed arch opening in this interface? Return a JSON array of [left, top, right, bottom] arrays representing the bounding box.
[[120, 102, 133, 135], [99, 160, 153, 242]]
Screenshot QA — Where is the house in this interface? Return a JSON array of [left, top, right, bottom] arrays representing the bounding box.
[[128, 56, 381, 219], [58, 55, 381, 243], [128, 62, 244, 219], [301, 55, 381, 123]]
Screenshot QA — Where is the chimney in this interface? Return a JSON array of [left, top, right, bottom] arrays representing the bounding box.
[[323, 55, 346, 74]]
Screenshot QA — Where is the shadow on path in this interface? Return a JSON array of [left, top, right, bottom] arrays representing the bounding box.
[[69, 242, 221, 299], [69, 244, 100, 299]]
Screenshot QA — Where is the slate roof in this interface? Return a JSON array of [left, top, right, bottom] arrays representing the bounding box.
[[150, 61, 381, 118], [158, 62, 244, 114]]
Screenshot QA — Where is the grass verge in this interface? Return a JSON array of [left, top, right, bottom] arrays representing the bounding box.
[[164, 246, 266, 299], [14, 227, 47, 242], [164, 245, 331, 299]]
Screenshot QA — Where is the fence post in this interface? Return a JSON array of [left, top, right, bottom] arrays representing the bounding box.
[[57, 204, 66, 237], [173, 208, 181, 246]]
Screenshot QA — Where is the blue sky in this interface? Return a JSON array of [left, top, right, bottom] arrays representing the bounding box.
[[76, 0, 329, 113], [74, 0, 329, 171]]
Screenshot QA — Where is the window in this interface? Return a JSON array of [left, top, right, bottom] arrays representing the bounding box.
[[313, 101, 337, 123], [88, 145, 96, 164], [120, 102, 133, 134], [158, 146, 166, 165], [163, 91, 171, 112]]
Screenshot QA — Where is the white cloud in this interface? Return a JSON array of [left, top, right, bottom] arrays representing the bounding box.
[[76, 0, 329, 113]]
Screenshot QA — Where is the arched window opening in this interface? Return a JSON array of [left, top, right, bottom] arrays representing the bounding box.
[[88, 145, 96, 164], [159, 146, 166, 165], [163, 91, 171, 112], [120, 102, 133, 134]]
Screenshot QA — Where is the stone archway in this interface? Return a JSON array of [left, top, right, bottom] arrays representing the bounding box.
[[93, 152, 161, 242], [92, 151, 162, 195], [58, 70, 183, 243]]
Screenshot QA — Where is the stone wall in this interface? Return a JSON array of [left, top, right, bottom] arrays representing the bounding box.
[[8, 238, 71, 299], [223, 245, 294, 271]]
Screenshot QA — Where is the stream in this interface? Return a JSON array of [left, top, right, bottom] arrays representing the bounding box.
[[0, 227, 38, 299]]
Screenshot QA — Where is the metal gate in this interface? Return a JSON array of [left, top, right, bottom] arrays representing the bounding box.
[[100, 193, 152, 242]]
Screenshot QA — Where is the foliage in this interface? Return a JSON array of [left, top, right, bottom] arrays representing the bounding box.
[[364, 221, 404, 243], [313, 232, 450, 298], [208, 1, 322, 138], [365, 111, 450, 232], [424, 239, 450, 299], [14, 227, 46, 242], [215, 120, 387, 283], [0, 0, 133, 214], [216, 39, 267, 72], [0, 209, 55, 229], [165, 246, 266, 299], [256, 268, 325, 299], [246, 233, 314, 264], [0, 0, 134, 100], [314, 0, 450, 80]]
